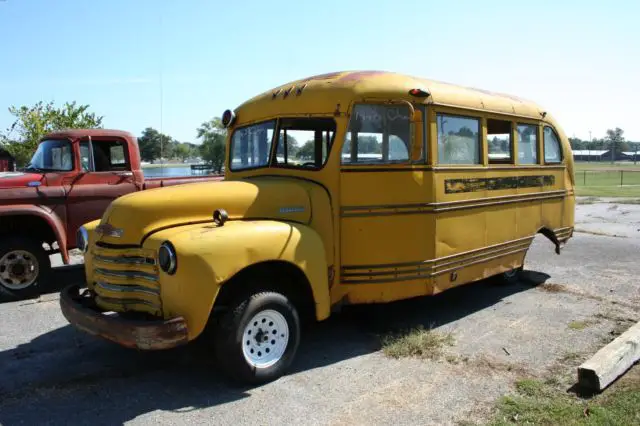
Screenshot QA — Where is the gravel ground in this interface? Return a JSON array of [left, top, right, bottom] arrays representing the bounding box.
[[1, 199, 639, 426]]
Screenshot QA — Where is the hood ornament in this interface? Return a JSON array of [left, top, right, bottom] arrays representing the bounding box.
[[96, 223, 124, 238]]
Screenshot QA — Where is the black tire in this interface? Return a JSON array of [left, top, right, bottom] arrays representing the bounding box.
[[0, 236, 52, 300], [212, 291, 301, 385]]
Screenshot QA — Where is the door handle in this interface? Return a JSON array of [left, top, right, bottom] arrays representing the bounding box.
[[113, 171, 133, 177]]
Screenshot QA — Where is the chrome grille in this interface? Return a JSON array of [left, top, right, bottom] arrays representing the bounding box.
[[94, 268, 158, 282], [91, 247, 162, 315]]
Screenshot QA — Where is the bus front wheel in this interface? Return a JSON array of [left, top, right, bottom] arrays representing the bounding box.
[[213, 291, 301, 385]]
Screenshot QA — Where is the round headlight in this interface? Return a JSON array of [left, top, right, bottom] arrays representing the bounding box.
[[158, 241, 177, 275], [76, 226, 89, 253]]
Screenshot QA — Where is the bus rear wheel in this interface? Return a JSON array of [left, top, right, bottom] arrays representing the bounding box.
[[499, 265, 524, 285], [213, 291, 301, 385]]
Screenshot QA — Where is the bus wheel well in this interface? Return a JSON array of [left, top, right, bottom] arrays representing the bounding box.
[[0, 215, 57, 248], [213, 261, 316, 325], [537, 227, 561, 254]]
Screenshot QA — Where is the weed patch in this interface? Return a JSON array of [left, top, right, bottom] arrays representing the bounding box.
[[380, 326, 454, 360]]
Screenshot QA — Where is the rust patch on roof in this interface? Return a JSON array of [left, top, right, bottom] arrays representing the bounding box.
[[336, 70, 390, 82]]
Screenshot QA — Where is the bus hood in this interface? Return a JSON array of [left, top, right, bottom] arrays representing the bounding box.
[[97, 177, 312, 246]]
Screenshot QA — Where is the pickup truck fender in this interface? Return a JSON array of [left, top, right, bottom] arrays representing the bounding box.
[[154, 220, 331, 339], [0, 204, 69, 263]]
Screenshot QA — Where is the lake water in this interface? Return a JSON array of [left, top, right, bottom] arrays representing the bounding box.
[[142, 166, 214, 178]]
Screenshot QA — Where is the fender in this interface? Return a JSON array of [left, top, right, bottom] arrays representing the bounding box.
[[0, 204, 69, 264], [150, 220, 331, 339]]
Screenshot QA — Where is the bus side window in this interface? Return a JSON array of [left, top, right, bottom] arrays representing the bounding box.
[[436, 113, 481, 165], [487, 119, 513, 164], [342, 104, 410, 165], [543, 126, 563, 163], [517, 124, 538, 165]]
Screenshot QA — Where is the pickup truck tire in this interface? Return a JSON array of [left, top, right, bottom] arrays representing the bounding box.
[[213, 291, 301, 385], [0, 236, 51, 300]]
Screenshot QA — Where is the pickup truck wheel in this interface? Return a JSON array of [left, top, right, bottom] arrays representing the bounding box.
[[213, 291, 300, 385], [0, 237, 51, 299]]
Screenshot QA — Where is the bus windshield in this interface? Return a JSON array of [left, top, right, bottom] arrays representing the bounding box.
[[229, 120, 276, 171]]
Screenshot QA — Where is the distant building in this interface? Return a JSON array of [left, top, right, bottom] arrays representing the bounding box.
[[572, 150, 611, 161], [0, 147, 15, 172]]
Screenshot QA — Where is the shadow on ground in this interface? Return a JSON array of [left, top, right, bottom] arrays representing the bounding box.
[[0, 270, 551, 425]]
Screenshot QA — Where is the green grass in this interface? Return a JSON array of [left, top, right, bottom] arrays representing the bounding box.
[[573, 162, 640, 197], [575, 162, 640, 170], [488, 372, 640, 426], [380, 325, 455, 360], [568, 320, 593, 331], [575, 186, 640, 198]]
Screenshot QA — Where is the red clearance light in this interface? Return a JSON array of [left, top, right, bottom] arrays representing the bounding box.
[[221, 109, 237, 128], [409, 88, 430, 97]]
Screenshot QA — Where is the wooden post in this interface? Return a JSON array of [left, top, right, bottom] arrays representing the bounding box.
[[577, 321, 640, 391]]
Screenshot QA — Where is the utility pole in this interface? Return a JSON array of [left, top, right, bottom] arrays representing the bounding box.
[[588, 130, 592, 162]]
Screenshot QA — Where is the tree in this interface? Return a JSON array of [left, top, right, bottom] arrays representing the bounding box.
[[173, 143, 191, 162], [197, 117, 226, 173], [568, 137, 584, 150], [298, 140, 315, 160], [605, 128, 626, 162], [0, 101, 103, 166], [137, 127, 176, 162]]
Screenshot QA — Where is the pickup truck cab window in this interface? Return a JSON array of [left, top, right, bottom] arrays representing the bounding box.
[[26, 139, 73, 172], [80, 139, 130, 172]]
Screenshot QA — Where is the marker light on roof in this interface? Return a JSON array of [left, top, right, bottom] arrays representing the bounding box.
[[221, 109, 237, 128], [408, 88, 430, 97]]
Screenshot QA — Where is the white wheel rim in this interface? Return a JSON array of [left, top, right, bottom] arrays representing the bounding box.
[[0, 250, 40, 290], [242, 309, 289, 369]]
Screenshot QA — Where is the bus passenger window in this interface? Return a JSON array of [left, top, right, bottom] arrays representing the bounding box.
[[487, 119, 512, 164], [341, 104, 410, 164], [517, 124, 538, 165], [543, 126, 563, 163], [436, 114, 480, 164]]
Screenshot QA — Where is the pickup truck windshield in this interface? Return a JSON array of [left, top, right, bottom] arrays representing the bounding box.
[[26, 139, 73, 172]]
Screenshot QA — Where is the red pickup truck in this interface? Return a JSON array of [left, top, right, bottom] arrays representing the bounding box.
[[0, 129, 223, 299]]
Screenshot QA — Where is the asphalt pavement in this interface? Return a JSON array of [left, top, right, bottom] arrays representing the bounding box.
[[1, 200, 638, 425]]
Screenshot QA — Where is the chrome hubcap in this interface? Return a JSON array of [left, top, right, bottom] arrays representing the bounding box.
[[0, 250, 39, 290], [242, 309, 289, 369]]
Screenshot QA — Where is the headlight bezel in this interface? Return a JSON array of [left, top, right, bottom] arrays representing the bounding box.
[[158, 241, 177, 275], [76, 226, 89, 254]]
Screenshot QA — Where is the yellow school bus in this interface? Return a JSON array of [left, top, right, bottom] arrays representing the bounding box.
[[61, 70, 575, 384]]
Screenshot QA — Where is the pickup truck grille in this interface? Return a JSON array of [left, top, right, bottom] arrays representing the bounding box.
[[91, 247, 162, 316]]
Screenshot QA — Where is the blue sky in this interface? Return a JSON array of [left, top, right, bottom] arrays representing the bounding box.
[[1, 0, 638, 143]]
